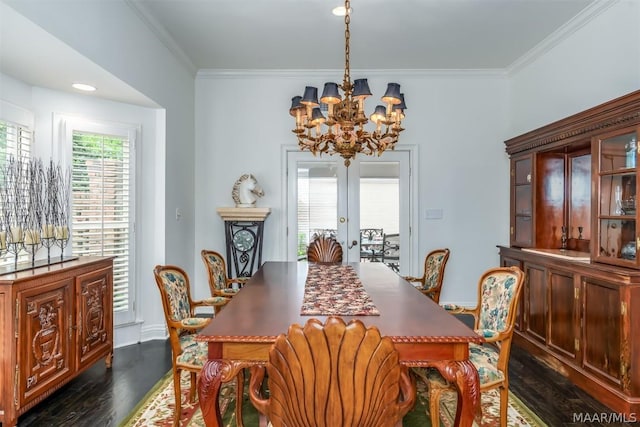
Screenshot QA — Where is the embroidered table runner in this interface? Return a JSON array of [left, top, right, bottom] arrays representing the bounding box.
[[300, 264, 380, 316]]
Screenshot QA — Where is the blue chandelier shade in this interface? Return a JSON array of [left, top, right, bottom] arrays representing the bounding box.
[[301, 86, 319, 106], [321, 82, 342, 104], [352, 78, 372, 99]]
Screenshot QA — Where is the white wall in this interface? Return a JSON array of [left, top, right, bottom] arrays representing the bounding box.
[[508, 0, 640, 137], [0, 72, 166, 347], [6, 0, 194, 277], [194, 70, 509, 306]]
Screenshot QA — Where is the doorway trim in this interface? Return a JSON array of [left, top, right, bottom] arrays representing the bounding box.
[[280, 144, 419, 273]]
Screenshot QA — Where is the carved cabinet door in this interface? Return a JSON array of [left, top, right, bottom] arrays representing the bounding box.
[[582, 278, 624, 390], [17, 278, 74, 407], [75, 267, 113, 369]]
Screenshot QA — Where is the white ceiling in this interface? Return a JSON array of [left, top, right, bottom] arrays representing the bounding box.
[[1, 0, 599, 107], [133, 0, 596, 71]]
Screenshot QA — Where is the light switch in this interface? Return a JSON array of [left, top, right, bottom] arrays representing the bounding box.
[[425, 208, 443, 220], [175, 208, 182, 221]]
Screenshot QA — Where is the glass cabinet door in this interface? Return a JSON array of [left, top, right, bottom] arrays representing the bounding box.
[[511, 154, 533, 247], [594, 127, 639, 267]]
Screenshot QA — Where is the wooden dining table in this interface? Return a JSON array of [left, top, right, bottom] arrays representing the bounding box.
[[197, 261, 483, 426]]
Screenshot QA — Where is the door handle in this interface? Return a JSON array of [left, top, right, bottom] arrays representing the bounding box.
[[339, 217, 346, 223], [348, 240, 358, 249]]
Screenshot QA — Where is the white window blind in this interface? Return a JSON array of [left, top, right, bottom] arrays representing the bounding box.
[[0, 120, 32, 267], [71, 130, 133, 319]]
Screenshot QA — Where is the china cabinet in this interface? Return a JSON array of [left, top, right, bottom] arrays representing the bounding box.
[[0, 257, 113, 427], [501, 90, 640, 416]]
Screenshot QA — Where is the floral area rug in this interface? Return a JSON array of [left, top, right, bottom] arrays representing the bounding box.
[[119, 370, 547, 427]]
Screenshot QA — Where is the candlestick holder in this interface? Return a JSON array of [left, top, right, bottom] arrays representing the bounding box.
[[6, 241, 24, 269], [54, 226, 70, 261], [23, 240, 41, 267], [41, 236, 57, 264]]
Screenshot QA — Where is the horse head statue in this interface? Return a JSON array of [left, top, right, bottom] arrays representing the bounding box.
[[232, 174, 264, 208]]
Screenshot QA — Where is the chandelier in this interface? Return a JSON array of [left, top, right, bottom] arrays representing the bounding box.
[[289, 0, 406, 167]]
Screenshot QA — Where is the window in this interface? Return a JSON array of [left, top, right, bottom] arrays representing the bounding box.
[[0, 119, 32, 267], [68, 122, 136, 326]]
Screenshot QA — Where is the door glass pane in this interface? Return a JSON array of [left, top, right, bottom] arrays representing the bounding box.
[[296, 161, 338, 260], [359, 162, 400, 272]]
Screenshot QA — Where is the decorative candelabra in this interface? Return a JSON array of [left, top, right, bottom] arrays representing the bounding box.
[[0, 158, 72, 270]]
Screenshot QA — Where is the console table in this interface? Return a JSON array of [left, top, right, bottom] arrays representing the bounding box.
[[0, 256, 114, 427], [217, 207, 270, 278]]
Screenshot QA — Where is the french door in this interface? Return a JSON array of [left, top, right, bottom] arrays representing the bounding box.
[[286, 150, 412, 274]]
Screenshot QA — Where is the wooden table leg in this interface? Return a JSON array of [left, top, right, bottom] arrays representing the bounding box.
[[199, 360, 224, 427], [430, 360, 481, 427]]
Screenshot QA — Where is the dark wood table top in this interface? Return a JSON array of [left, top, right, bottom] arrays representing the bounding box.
[[198, 261, 482, 346]]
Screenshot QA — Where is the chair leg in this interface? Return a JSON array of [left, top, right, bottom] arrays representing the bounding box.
[[499, 386, 509, 427], [189, 371, 197, 402], [235, 369, 245, 427], [173, 367, 182, 427], [428, 385, 442, 427]]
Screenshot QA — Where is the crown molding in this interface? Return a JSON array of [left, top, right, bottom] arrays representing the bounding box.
[[124, 0, 198, 76], [507, 0, 618, 75], [196, 68, 507, 80]]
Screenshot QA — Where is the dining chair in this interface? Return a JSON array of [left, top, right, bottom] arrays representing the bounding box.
[[307, 235, 343, 263], [248, 316, 416, 427], [359, 228, 384, 261], [381, 232, 400, 272], [403, 248, 450, 303], [201, 249, 248, 299], [153, 264, 234, 427], [418, 266, 525, 427]]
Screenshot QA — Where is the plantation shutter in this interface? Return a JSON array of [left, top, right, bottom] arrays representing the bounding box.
[[0, 120, 32, 267], [71, 130, 132, 318], [0, 120, 31, 163]]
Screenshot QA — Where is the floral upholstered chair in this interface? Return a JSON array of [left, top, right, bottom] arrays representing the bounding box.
[[417, 266, 525, 427], [249, 317, 416, 427], [153, 265, 236, 427], [403, 248, 450, 303], [201, 249, 248, 299]]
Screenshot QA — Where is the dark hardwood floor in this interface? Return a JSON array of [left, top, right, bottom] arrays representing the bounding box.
[[11, 321, 637, 427], [15, 340, 172, 427]]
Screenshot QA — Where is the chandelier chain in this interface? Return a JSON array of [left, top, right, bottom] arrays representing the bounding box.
[[343, 0, 351, 90]]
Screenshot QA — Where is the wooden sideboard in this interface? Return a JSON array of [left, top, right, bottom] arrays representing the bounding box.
[[502, 90, 640, 415], [499, 246, 639, 415], [0, 257, 114, 427]]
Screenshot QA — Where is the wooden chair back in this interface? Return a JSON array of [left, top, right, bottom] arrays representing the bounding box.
[[404, 248, 450, 303], [307, 236, 343, 263], [425, 266, 525, 427], [249, 317, 415, 427]]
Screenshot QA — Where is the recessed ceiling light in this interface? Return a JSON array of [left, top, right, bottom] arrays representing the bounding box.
[[72, 83, 96, 92], [332, 6, 351, 16]]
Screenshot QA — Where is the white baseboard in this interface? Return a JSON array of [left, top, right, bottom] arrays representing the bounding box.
[[114, 321, 167, 349]]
